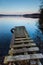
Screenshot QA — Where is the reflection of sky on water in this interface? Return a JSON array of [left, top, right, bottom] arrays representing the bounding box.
[[0, 17, 43, 55]]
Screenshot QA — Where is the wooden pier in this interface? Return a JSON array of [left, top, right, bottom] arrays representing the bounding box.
[[4, 26, 43, 65]]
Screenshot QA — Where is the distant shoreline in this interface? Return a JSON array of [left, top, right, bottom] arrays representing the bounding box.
[[0, 13, 40, 18]]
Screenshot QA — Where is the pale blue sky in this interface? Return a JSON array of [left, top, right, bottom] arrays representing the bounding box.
[[0, 0, 40, 14]]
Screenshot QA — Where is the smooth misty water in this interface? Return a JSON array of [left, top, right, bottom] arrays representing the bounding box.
[[0, 17, 43, 56]]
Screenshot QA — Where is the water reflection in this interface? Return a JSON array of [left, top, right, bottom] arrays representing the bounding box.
[[0, 17, 43, 56]]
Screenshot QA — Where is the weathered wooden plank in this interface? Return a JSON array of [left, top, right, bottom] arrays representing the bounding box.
[[11, 43, 36, 48], [9, 47, 39, 54], [15, 37, 31, 41], [4, 54, 43, 62], [15, 39, 34, 43], [30, 53, 43, 59]]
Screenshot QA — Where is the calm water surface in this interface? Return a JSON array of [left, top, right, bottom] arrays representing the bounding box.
[[0, 17, 43, 56]]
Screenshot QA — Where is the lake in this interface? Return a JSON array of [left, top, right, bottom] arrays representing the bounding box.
[[0, 17, 43, 56]]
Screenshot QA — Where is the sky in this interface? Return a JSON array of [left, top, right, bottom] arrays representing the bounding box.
[[0, 0, 40, 14]]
